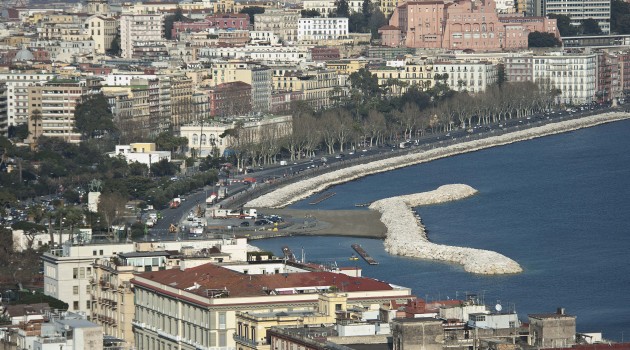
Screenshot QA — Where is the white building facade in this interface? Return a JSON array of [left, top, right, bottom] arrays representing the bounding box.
[[542, 0, 610, 34], [433, 61, 498, 93], [532, 54, 598, 105], [297, 18, 349, 42], [120, 13, 164, 59], [0, 72, 55, 126]]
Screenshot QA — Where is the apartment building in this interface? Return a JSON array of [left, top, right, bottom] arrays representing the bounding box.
[[212, 61, 273, 113], [86, 0, 110, 16], [120, 13, 164, 59], [254, 9, 299, 43], [541, 0, 610, 34], [171, 14, 250, 39], [301, 0, 363, 16], [198, 46, 311, 63], [373, 62, 435, 95], [273, 68, 340, 110], [206, 81, 252, 118], [102, 83, 152, 139], [85, 15, 117, 54], [131, 261, 412, 350], [505, 53, 598, 104], [0, 72, 55, 127], [169, 74, 195, 129], [433, 61, 498, 93], [0, 82, 7, 137], [27, 77, 101, 144], [297, 18, 349, 42], [41, 243, 135, 315]]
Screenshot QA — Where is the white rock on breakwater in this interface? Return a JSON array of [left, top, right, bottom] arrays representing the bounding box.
[[246, 111, 630, 209], [369, 184, 523, 275]]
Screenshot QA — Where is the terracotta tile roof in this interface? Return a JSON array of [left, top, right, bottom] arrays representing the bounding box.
[[379, 25, 399, 30], [134, 263, 395, 298]]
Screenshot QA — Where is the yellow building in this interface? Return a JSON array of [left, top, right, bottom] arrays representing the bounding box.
[[85, 15, 118, 54], [325, 59, 368, 75], [273, 68, 339, 110], [168, 74, 195, 128], [372, 62, 435, 96], [235, 294, 346, 350], [212, 61, 272, 113]]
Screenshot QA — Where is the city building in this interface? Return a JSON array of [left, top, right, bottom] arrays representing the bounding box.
[[27, 77, 102, 144], [206, 81, 253, 117], [301, 0, 363, 16], [120, 13, 164, 59], [85, 15, 117, 54], [107, 143, 171, 167], [14, 311, 104, 350], [42, 243, 135, 315], [298, 18, 349, 42], [0, 72, 56, 127], [372, 61, 435, 95], [86, 0, 110, 16], [131, 261, 412, 350], [254, 9, 299, 43], [0, 81, 7, 137], [505, 53, 598, 104], [381, 0, 558, 51], [433, 61, 498, 93], [273, 68, 339, 110], [528, 309, 577, 348], [538, 0, 611, 34], [171, 14, 250, 39], [212, 61, 273, 113]]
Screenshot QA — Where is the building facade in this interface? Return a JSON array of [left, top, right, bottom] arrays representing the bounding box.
[[254, 9, 299, 43], [542, 0, 610, 34], [120, 13, 164, 59], [297, 18, 349, 42]]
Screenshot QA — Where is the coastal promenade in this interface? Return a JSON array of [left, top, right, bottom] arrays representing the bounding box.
[[246, 111, 630, 209], [242, 111, 629, 274]]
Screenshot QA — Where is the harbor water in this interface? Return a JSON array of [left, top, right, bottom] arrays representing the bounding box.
[[253, 119, 630, 341]]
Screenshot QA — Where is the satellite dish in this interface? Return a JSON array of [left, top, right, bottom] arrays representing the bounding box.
[[495, 304, 503, 312]]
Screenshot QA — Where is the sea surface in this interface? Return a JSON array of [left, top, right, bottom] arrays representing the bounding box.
[[252, 119, 630, 341]]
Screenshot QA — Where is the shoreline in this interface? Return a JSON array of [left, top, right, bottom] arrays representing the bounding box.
[[246, 111, 630, 209]]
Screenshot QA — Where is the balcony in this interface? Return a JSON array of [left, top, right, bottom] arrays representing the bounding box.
[[233, 334, 264, 347]]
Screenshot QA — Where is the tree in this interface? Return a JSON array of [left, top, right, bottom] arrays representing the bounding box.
[[64, 206, 84, 244], [349, 68, 381, 102], [528, 31, 562, 47], [98, 191, 126, 237], [30, 109, 43, 147], [300, 9, 321, 18], [164, 7, 187, 40], [611, 0, 630, 34], [11, 221, 46, 249], [334, 0, 350, 17], [548, 13, 578, 36], [107, 33, 121, 56], [154, 132, 188, 153], [74, 93, 116, 140], [367, 8, 387, 38], [239, 6, 265, 25], [150, 159, 178, 177], [581, 18, 603, 35]]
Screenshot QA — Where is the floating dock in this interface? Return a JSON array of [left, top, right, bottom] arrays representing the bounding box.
[[351, 244, 379, 265], [309, 192, 336, 205]]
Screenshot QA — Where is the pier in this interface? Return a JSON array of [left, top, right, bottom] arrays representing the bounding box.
[[309, 192, 336, 205], [351, 244, 379, 265]]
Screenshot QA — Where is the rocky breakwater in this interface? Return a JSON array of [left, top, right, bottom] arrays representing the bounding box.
[[370, 184, 523, 275]]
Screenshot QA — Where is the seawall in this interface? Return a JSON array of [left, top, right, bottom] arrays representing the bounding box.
[[246, 111, 630, 209]]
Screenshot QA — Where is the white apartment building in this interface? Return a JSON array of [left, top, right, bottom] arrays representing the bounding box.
[[120, 13, 164, 59], [0, 72, 56, 126], [302, 0, 363, 15], [495, 0, 516, 13], [298, 18, 349, 42], [532, 54, 598, 105], [48, 40, 95, 63], [107, 142, 171, 167], [542, 0, 610, 34], [0, 82, 7, 136], [198, 45, 311, 63], [85, 15, 118, 54], [100, 73, 158, 86], [42, 243, 135, 315], [433, 61, 498, 93], [249, 31, 280, 45]]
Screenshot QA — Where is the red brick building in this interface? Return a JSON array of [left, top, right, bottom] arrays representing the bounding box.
[[207, 81, 252, 117], [172, 13, 250, 38]]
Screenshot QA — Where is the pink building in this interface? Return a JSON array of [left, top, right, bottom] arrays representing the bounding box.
[[380, 0, 558, 51]]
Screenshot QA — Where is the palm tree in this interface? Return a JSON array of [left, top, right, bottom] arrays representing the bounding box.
[[30, 109, 43, 148], [45, 211, 56, 248]]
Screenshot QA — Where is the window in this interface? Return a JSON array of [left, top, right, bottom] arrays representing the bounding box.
[[73, 301, 79, 310], [73, 286, 79, 294], [73, 268, 78, 279]]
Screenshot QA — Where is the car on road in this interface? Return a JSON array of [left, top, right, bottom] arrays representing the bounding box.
[[240, 221, 250, 227]]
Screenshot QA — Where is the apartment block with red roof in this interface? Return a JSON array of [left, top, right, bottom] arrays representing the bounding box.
[[131, 262, 412, 350]]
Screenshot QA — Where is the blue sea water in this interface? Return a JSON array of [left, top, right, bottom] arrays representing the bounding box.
[[252, 119, 630, 341]]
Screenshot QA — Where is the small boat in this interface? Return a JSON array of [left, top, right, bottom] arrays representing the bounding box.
[[354, 202, 371, 207], [349, 254, 359, 261]]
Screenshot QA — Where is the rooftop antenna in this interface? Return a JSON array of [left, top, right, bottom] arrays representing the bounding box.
[[301, 247, 305, 263], [495, 300, 502, 313]]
